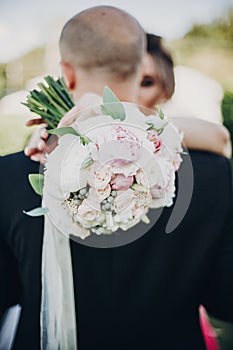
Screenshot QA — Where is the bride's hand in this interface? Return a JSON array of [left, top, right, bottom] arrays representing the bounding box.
[[24, 118, 58, 163]]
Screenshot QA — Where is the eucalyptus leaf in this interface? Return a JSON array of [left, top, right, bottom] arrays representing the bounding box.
[[101, 103, 126, 121], [48, 127, 80, 137], [81, 157, 94, 169], [103, 86, 120, 103], [28, 174, 44, 196], [146, 123, 164, 135], [23, 207, 48, 217], [156, 105, 165, 120], [80, 135, 91, 145], [141, 215, 150, 224], [101, 86, 126, 121]]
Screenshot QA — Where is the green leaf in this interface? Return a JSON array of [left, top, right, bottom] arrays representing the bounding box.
[[80, 135, 91, 145], [23, 207, 48, 217], [28, 174, 44, 196], [44, 76, 72, 111], [103, 86, 121, 104], [146, 123, 164, 135], [38, 83, 67, 115], [23, 76, 74, 129], [146, 119, 170, 135], [48, 127, 91, 145], [101, 86, 126, 121], [81, 157, 94, 169], [156, 105, 165, 120], [141, 215, 150, 224], [101, 103, 126, 121], [131, 183, 148, 193], [48, 127, 81, 137]]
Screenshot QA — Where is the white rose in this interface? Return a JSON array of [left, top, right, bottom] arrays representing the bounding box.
[[113, 189, 136, 213], [132, 206, 148, 219], [77, 199, 101, 222], [87, 162, 112, 190], [87, 186, 111, 206]]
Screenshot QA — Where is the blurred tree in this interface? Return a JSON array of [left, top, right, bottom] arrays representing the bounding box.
[[185, 8, 233, 44], [0, 65, 7, 98], [222, 91, 233, 149]]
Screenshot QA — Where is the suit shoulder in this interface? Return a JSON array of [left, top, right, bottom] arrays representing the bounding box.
[[189, 150, 233, 207], [0, 151, 40, 179], [190, 150, 232, 178]]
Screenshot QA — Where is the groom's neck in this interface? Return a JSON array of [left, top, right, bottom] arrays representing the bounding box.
[[72, 71, 140, 103]]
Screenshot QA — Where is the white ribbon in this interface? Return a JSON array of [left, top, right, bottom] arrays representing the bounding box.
[[40, 215, 77, 350]]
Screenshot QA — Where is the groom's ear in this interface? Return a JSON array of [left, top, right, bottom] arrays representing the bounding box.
[[60, 61, 77, 91]]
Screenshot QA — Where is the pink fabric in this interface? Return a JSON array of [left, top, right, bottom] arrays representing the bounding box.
[[199, 306, 219, 350]]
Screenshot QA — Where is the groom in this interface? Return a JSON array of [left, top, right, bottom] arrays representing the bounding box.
[[1, 6, 233, 350]]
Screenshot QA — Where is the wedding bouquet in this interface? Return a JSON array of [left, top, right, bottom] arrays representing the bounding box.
[[24, 79, 183, 240], [22, 76, 74, 128]]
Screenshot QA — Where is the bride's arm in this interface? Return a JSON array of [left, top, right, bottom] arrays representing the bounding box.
[[172, 117, 232, 158]]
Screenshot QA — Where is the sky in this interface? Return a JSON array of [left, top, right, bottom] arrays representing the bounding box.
[[0, 0, 233, 63]]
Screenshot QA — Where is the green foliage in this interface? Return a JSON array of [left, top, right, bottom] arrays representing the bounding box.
[[22, 76, 74, 128], [101, 86, 126, 121], [185, 8, 233, 44], [156, 106, 165, 120], [48, 127, 80, 137], [28, 174, 44, 196], [23, 207, 48, 217], [48, 127, 91, 145], [222, 91, 233, 151]]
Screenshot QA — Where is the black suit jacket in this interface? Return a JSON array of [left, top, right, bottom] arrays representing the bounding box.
[[0, 151, 233, 350]]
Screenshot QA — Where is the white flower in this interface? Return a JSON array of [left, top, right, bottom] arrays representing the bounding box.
[[113, 189, 136, 213], [135, 169, 148, 188], [91, 124, 142, 166], [110, 174, 134, 190], [70, 222, 91, 240], [113, 211, 133, 226], [78, 199, 101, 222], [110, 162, 139, 177], [43, 100, 182, 240], [87, 185, 111, 205], [132, 206, 148, 219], [60, 137, 90, 192], [87, 162, 112, 190], [120, 217, 141, 230]]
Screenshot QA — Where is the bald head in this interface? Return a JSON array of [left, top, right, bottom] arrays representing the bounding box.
[[59, 6, 145, 80]]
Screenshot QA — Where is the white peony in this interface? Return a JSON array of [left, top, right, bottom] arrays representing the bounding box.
[[60, 137, 90, 193]]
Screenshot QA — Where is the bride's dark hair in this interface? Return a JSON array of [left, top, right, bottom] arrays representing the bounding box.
[[146, 33, 175, 99]]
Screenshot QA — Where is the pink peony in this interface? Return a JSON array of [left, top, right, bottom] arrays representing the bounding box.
[[147, 130, 161, 153], [92, 125, 142, 166], [110, 174, 134, 190]]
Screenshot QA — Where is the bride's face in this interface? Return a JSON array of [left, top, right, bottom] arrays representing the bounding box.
[[138, 53, 166, 109]]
